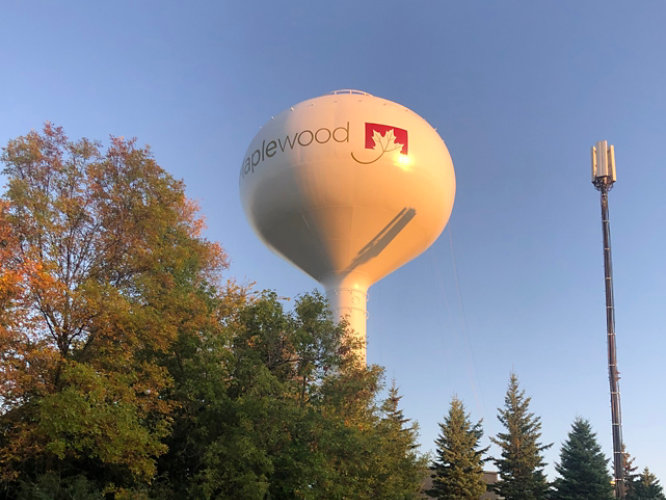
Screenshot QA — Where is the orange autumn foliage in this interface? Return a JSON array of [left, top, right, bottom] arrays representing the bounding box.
[[0, 124, 227, 486]]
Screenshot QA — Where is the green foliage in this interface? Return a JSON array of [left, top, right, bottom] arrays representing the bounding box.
[[374, 382, 429, 499], [623, 446, 639, 487], [37, 362, 168, 480], [155, 291, 427, 499], [491, 373, 551, 500], [621, 448, 666, 499], [427, 397, 489, 499], [626, 467, 666, 500], [0, 124, 225, 497], [0, 125, 431, 499], [7, 125, 660, 500], [17, 472, 103, 500], [551, 418, 613, 500]]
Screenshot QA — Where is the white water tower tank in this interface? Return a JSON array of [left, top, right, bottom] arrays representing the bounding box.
[[240, 90, 455, 364]]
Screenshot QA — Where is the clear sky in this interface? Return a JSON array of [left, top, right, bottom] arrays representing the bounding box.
[[2, 0, 665, 483]]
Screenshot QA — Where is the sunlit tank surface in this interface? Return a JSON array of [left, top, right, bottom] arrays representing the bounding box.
[[240, 90, 455, 364]]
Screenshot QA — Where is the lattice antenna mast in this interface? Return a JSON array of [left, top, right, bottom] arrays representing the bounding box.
[[591, 140, 624, 499]]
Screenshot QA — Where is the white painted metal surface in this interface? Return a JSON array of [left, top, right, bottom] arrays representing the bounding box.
[[240, 90, 456, 363], [592, 140, 617, 182]]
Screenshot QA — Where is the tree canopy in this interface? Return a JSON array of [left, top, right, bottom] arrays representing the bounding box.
[[0, 124, 225, 496], [0, 125, 428, 499], [4, 125, 664, 499], [155, 289, 428, 499]]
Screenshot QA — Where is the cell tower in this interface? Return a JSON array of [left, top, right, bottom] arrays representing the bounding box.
[[591, 140, 624, 499]]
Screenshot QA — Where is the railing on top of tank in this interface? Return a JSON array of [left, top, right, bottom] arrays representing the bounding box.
[[329, 89, 371, 96]]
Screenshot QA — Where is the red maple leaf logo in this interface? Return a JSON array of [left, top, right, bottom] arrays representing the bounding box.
[[351, 123, 408, 164], [365, 123, 408, 154]]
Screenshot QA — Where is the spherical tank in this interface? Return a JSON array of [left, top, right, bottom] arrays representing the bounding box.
[[240, 90, 455, 363]]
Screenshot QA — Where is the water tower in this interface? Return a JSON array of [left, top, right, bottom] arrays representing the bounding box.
[[240, 90, 455, 364]]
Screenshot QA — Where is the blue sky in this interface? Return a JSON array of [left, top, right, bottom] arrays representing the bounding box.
[[2, 0, 665, 482]]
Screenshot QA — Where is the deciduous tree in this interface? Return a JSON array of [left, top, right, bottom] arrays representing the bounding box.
[[0, 124, 225, 497], [1, 124, 430, 499], [155, 291, 428, 499]]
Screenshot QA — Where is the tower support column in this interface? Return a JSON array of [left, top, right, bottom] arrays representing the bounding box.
[[324, 276, 369, 365], [591, 140, 624, 499]]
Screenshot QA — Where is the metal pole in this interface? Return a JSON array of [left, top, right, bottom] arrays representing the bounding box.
[[598, 180, 625, 498]]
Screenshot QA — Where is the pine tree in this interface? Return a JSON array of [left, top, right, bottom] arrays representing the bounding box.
[[551, 418, 613, 500], [372, 381, 429, 499], [622, 445, 639, 495], [491, 373, 551, 500], [626, 467, 666, 500], [427, 396, 489, 499]]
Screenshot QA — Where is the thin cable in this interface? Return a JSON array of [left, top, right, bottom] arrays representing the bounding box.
[[447, 227, 484, 416]]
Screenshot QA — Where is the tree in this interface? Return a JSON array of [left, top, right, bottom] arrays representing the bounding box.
[[427, 396, 489, 499], [372, 381, 429, 499], [154, 290, 428, 499], [626, 467, 666, 500], [622, 445, 639, 495], [491, 373, 551, 500], [156, 290, 348, 499], [0, 124, 226, 497], [0, 124, 430, 499], [551, 417, 613, 500]]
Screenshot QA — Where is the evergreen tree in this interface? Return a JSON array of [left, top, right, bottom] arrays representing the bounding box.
[[626, 467, 666, 500], [427, 396, 489, 499], [372, 381, 429, 499], [491, 373, 551, 500], [622, 445, 639, 495], [551, 417, 613, 500]]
